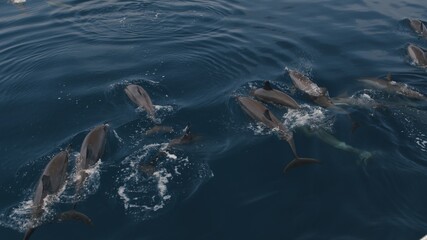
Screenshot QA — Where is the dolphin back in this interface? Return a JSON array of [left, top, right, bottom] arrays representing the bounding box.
[[57, 210, 93, 226]]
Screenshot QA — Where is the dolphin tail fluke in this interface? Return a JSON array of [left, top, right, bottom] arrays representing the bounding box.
[[56, 210, 93, 226], [23, 227, 36, 240], [283, 158, 320, 173]]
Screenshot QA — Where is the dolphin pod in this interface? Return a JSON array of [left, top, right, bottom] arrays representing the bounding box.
[[249, 80, 373, 158], [407, 44, 427, 68], [23, 146, 91, 240], [237, 96, 320, 173], [14, 15, 427, 239]]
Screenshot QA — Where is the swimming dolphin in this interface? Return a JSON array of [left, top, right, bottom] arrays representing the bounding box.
[[74, 124, 108, 202], [237, 96, 320, 173], [125, 84, 156, 120], [409, 19, 427, 39], [23, 147, 70, 240], [251, 81, 300, 109], [358, 74, 426, 100], [287, 69, 335, 108], [141, 125, 195, 175], [300, 127, 372, 164], [23, 146, 92, 240], [407, 44, 427, 67]]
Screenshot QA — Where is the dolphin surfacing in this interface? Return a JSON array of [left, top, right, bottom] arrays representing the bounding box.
[[23, 146, 92, 240], [125, 84, 156, 120], [287, 69, 335, 108], [24, 147, 71, 240], [252, 81, 300, 109], [409, 19, 427, 39], [237, 96, 319, 173], [407, 44, 427, 68], [358, 74, 426, 101], [75, 124, 108, 202], [140, 125, 195, 175]]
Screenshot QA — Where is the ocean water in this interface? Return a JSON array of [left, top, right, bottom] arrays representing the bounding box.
[[1, 0, 427, 239]]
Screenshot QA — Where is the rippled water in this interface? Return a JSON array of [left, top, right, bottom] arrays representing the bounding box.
[[1, 0, 427, 239]]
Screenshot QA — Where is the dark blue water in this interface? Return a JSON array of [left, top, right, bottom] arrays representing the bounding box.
[[1, 0, 427, 239]]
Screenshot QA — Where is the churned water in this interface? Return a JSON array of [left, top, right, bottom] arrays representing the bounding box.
[[1, 0, 427, 239]]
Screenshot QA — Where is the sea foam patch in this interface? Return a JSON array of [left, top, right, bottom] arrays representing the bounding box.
[[283, 104, 333, 131], [115, 142, 212, 221]]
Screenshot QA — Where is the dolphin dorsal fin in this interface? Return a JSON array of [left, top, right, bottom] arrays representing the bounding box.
[[42, 175, 52, 193], [137, 87, 143, 96], [263, 81, 273, 91], [386, 73, 392, 81], [263, 109, 272, 121]]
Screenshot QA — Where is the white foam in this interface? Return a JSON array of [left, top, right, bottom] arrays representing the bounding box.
[[283, 104, 332, 131], [154, 105, 174, 112], [11, 0, 26, 4], [113, 130, 123, 144], [153, 169, 172, 198], [164, 151, 177, 160]]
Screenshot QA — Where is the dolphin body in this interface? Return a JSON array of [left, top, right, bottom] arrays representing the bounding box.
[[407, 44, 427, 68], [252, 81, 300, 109], [287, 69, 335, 108], [24, 147, 92, 240], [140, 125, 195, 175], [358, 74, 426, 101], [300, 127, 372, 164], [409, 19, 427, 39], [237, 96, 319, 173], [125, 84, 156, 120], [75, 124, 108, 201]]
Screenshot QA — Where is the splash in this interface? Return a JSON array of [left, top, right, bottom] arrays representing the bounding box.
[[283, 104, 333, 131], [11, 0, 26, 4], [115, 142, 212, 220], [113, 130, 124, 144], [0, 180, 68, 232]]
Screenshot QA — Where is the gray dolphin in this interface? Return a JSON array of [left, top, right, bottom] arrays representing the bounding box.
[[358, 74, 426, 100], [74, 124, 108, 202], [237, 96, 319, 173], [23, 146, 92, 240], [287, 69, 335, 108], [140, 125, 196, 175], [407, 44, 427, 67], [252, 81, 300, 109], [125, 84, 156, 120], [300, 127, 372, 164], [409, 19, 427, 39]]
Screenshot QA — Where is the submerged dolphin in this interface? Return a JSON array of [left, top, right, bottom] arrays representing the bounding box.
[[409, 19, 427, 39], [358, 74, 426, 100], [140, 125, 195, 175], [407, 44, 427, 67], [237, 96, 319, 173], [287, 69, 335, 108], [75, 124, 108, 201], [125, 84, 156, 120], [252, 81, 300, 109], [24, 146, 92, 240], [300, 127, 372, 163]]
